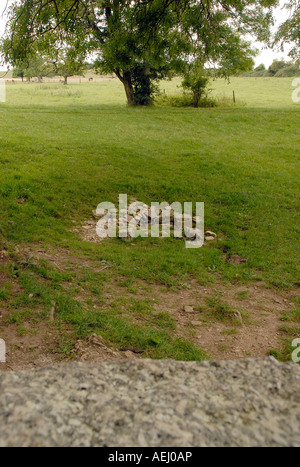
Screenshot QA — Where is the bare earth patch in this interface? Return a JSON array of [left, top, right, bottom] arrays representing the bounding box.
[[0, 323, 136, 372], [149, 281, 299, 360], [100, 275, 299, 360], [0, 248, 129, 371], [0, 244, 299, 370], [73, 333, 138, 362], [74, 219, 103, 244], [0, 321, 64, 371]]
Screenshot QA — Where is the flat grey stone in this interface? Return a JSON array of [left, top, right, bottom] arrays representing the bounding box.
[[0, 357, 299, 447]]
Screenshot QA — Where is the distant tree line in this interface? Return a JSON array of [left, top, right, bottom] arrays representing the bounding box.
[[11, 33, 89, 84], [241, 59, 300, 77]]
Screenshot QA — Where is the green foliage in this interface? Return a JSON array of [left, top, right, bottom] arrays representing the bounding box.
[[12, 65, 25, 80], [8, 31, 89, 83], [242, 59, 300, 77], [12, 54, 53, 81], [255, 63, 266, 72], [268, 59, 289, 76], [241, 63, 267, 77], [275, 0, 300, 60], [44, 30, 91, 83], [181, 66, 209, 107], [125, 64, 160, 106], [274, 63, 300, 77], [156, 91, 217, 108]]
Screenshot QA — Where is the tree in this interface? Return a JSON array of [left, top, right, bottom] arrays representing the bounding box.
[[12, 53, 54, 82], [41, 31, 90, 85], [254, 63, 266, 72], [52, 48, 86, 85], [3, 29, 90, 84], [275, 0, 300, 61], [268, 59, 290, 76], [1, 0, 278, 106], [181, 64, 209, 107], [12, 64, 25, 82], [274, 63, 300, 76]]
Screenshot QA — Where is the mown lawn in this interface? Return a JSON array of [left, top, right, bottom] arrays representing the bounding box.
[[0, 77, 299, 361]]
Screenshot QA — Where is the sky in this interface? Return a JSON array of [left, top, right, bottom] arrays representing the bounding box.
[[0, 0, 294, 72]]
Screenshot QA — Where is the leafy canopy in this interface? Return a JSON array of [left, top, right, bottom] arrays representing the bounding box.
[[275, 0, 300, 60]]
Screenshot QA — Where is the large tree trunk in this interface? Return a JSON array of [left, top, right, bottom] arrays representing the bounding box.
[[122, 72, 135, 106], [64, 76, 68, 85], [114, 69, 135, 106]]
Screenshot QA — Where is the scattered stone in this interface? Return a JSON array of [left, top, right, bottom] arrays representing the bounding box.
[[205, 231, 217, 238], [234, 311, 243, 325], [183, 305, 194, 313], [0, 250, 8, 259], [92, 209, 107, 219], [78, 220, 103, 244], [49, 302, 56, 321], [77, 205, 217, 246], [72, 334, 137, 362]]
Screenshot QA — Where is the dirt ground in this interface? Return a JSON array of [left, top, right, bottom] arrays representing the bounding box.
[[151, 281, 298, 360], [0, 245, 299, 371]]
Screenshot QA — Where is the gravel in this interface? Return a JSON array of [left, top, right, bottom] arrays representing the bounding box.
[[0, 357, 300, 447]]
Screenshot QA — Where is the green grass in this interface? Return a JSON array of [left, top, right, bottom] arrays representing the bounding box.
[[205, 295, 241, 322], [269, 324, 300, 363], [268, 301, 300, 362], [162, 76, 299, 108], [0, 77, 299, 361]]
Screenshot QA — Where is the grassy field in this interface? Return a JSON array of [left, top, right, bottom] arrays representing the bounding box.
[[0, 77, 299, 366], [163, 76, 299, 108]]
